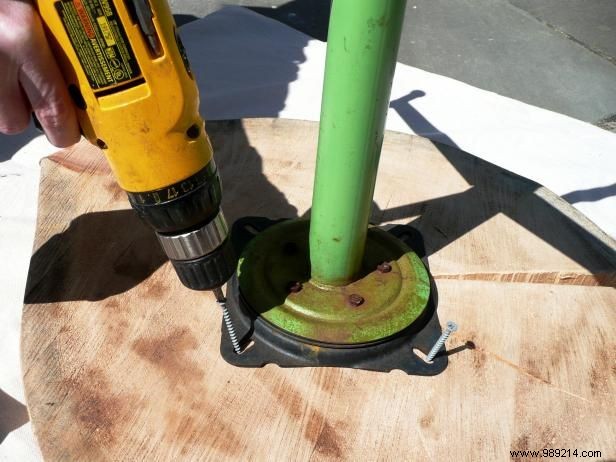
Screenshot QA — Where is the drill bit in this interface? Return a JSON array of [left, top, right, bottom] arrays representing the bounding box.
[[213, 287, 241, 354]]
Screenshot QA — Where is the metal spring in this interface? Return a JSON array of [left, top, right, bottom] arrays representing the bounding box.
[[426, 321, 458, 362]]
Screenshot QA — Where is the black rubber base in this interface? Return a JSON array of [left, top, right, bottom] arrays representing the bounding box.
[[220, 217, 448, 375]]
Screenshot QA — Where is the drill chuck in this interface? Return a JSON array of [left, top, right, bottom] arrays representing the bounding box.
[[127, 160, 236, 291], [158, 211, 236, 290]]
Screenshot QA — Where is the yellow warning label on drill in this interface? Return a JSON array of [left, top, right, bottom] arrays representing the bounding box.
[[55, 0, 141, 90], [96, 16, 116, 46]]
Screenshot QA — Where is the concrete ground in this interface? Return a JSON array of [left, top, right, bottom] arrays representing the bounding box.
[[168, 0, 616, 128]]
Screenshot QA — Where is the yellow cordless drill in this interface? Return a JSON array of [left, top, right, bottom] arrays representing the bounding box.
[[35, 0, 236, 291]]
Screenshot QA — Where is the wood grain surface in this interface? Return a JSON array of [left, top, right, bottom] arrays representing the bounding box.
[[22, 119, 616, 461]]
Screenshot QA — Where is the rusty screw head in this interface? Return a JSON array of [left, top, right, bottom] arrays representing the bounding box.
[[287, 281, 303, 293], [348, 293, 364, 307], [377, 262, 392, 273]]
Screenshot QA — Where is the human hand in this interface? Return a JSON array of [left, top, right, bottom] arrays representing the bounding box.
[[0, 0, 80, 147]]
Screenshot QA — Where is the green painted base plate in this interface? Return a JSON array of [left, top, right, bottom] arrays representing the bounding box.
[[237, 219, 430, 345]]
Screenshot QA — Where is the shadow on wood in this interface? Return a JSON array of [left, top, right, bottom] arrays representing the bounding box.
[[24, 120, 300, 304], [24, 210, 167, 303], [389, 91, 616, 286]]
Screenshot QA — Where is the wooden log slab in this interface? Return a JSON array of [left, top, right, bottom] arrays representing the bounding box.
[[22, 119, 616, 461]]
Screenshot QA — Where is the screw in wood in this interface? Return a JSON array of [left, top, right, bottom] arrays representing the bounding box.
[[425, 321, 458, 363], [213, 287, 241, 354]]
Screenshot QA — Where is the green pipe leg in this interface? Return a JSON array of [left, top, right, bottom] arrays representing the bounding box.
[[309, 0, 407, 285]]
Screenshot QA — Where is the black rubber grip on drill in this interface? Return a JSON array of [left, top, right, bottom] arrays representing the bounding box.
[[170, 237, 237, 290], [126, 163, 222, 233]]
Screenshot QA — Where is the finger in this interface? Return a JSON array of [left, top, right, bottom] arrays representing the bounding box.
[[18, 12, 80, 147], [0, 55, 31, 135]]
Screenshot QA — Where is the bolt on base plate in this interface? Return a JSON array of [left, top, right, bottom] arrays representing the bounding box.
[[221, 217, 448, 375]]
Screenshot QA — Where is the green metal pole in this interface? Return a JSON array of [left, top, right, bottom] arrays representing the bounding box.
[[309, 0, 407, 286]]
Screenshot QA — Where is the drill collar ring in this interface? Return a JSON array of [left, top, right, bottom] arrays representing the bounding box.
[[157, 211, 229, 261]]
